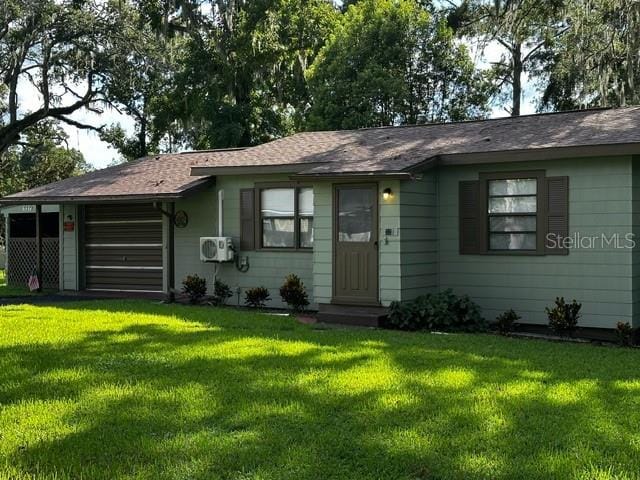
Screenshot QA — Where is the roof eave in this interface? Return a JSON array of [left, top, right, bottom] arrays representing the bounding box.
[[0, 178, 214, 206], [190, 163, 327, 176], [438, 143, 640, 165], [291, 171, 414, 180]]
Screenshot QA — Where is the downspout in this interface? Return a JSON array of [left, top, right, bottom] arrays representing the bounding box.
[[213, 189, 225, 287], [153, 201, 176, 302], [168, 202, 175, 303], [218, 189, 224, 236]]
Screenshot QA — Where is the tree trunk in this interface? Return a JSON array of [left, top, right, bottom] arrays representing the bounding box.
[[139, 96, 148, 157], [512, 43, 522, 116]]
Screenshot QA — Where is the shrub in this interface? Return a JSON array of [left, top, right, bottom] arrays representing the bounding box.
[[496, 309, 520, 335], [615, 321, 635, 347], [279, 274, 310, 312], [546, 297, 581, 335], [212, 279, 233, 306], [387, 289, 485, 332], [182, 274, 207, 304], [244, 286, 271, 308]]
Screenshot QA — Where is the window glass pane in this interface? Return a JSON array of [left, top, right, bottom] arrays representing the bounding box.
[[490, 216, 536, 232], [261, 188, 294, 217], [489, 179, 536, 196], [299, 217, 314, 248], [338, 188, 374, 242], [490, 233, 536, 250], [488, 196, 536, 213], [262, 218, 294, 247], [298, 188, 314, 216]]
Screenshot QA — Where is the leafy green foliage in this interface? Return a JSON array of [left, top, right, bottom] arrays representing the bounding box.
[[212, 279, 233, 306], [495, 309, 521, 335], [147, 0, 339, 151], [454, 0, 564, 116], [0, 120, 90, 243], [307, 0, 490, 130], [244, 286, 271, 308], [0, 121, 90, 195], [546, 297, 582, 335], [279, 274, 310, 313], [615, 321, 635, 347], [182, 274, 207, 304], [388, 289, 485, 332], [0, 0, 146, 156], [540, 0, 640, 110]]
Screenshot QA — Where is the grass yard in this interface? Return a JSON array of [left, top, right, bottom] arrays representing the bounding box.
[[0, 301, 639, 480]]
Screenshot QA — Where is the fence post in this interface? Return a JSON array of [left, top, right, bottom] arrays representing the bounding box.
[[35, 205, 42, 292]]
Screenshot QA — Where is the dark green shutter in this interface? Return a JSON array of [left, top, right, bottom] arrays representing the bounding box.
[[545, 176, 569, 255], [240, 188, 255, 250], [459, 180, 482, 254]]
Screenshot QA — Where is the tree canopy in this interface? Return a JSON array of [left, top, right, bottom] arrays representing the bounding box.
[[0, 0, 143, 159], [306, 0, 491, 130], [1, 0, 640, 170]]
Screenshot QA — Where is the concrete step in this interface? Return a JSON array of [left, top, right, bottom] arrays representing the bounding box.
[[316, 303, 388, 327]]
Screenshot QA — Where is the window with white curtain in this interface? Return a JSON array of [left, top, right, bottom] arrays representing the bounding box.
[[260, 187, 314, 249], [488, 178, 537, 251]]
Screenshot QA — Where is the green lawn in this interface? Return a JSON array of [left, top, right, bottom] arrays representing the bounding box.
[[0, 301, 639, 480]]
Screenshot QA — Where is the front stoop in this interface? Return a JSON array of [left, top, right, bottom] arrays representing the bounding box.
[[316, 303, 388, 327]]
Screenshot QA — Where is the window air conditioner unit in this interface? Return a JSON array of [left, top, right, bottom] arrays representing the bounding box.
[[200, 237, 234, 262]]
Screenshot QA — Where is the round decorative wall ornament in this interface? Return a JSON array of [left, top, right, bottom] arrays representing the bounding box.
[[174, 210, 189, 228]]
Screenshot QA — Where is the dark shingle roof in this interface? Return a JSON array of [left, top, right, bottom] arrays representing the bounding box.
[[191, 107, 640, 175], [3, 107, 640, 203], [1, 153, 213, 203]]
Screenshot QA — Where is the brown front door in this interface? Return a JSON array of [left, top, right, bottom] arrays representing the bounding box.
[[333, 184, 379, 305]]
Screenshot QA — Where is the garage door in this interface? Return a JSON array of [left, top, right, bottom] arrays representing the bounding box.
[[83, 204, 163, 292]]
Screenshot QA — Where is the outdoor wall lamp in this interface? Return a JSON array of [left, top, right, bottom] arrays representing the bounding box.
[[382, 188, 393, 200]]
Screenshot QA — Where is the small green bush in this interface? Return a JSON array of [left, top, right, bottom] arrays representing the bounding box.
[[244, 286, 271, 309], [212, 279, 233, 306], [182, 274, 207, 304], [496, 309, 520, 335], [388, 289, 485, 332], [615, 321, 635, 347], [279, 274, 310, 312], [546, 297, 581, 335]]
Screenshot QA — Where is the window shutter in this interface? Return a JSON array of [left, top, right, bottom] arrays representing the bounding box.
[[240, 188, 255, 250], [459, 180, 482, 254], [545, 176, 569, 255]]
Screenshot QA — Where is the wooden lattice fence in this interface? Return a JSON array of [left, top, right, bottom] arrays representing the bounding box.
[[7, 238, 59, 288]]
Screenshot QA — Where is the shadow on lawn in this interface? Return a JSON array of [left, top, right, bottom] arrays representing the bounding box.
[[1, 301, 639, 479]]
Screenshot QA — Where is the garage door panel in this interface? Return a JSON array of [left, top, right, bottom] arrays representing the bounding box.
[[85, 224, 162, 243], [85, 248, 163, 267], [85, 269, 163, 291], [83, 204, 163, 292], [85, 204, 160, 221]]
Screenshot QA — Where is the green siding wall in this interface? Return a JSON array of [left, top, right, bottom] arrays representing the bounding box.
[[436, 156, 634, 328], [310, 181, 402, 307], [312, 183, 332, 304], [378, 181, 402, 305], [173, 176, 314, 309], [53, 154, 639, 329], [399, 174, 438, 300], [632, 156, 640, 328]]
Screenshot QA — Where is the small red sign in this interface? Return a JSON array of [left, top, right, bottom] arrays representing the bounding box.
[[63, 221, 75, 232]]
